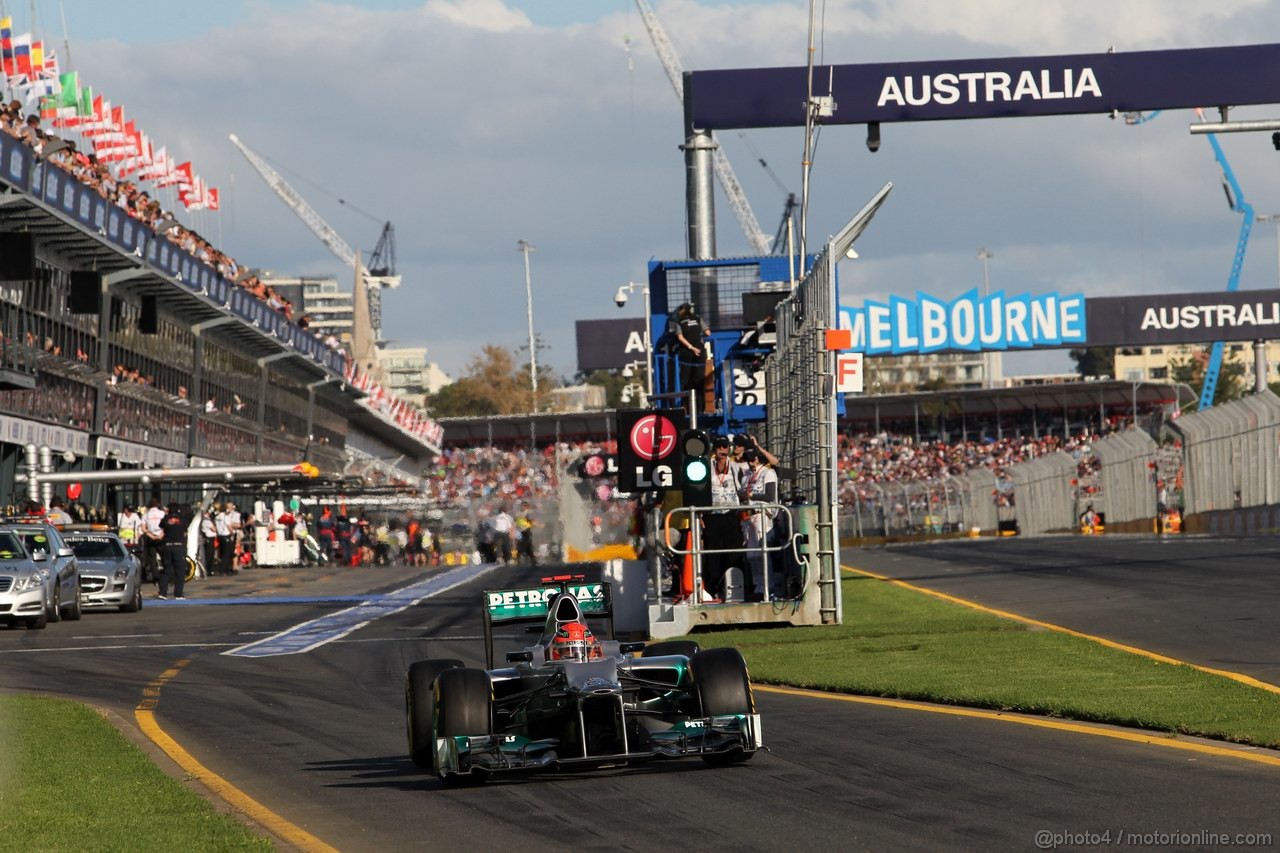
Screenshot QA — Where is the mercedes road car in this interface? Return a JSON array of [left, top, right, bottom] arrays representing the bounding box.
[[62, 528, 143, 613]]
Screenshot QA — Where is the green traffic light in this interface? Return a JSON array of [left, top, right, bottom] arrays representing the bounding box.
[[685, 458, 709, 483]]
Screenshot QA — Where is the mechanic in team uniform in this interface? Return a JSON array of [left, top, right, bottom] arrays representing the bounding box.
[[157, 501, 188, 600]]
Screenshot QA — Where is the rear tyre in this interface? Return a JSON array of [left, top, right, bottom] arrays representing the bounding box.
[[431, 668, 493, 781], [690, 648, 755, 765], [405, 658, 464, 768], [642, 640, 700, 658], [63, 582, 82, 621]]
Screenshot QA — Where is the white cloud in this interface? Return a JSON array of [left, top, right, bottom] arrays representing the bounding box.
[[60, 0, 1280, 383]]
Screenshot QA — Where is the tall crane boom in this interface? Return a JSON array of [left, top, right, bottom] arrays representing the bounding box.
[[634, 0, 772, 257], [228, 133, 387, 356]]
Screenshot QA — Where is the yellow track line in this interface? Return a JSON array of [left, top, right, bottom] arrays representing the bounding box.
[[134, 659, 338, 853], [755, 684, 1280, 769], [843, 564, 1280, 695]]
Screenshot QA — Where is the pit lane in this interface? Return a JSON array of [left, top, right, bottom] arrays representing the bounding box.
[[1, 556, 1278, 851]]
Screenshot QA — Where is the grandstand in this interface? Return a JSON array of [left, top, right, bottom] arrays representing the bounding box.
[[0, 122, 437, 509]]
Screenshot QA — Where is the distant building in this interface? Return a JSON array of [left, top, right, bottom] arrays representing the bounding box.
[[1114, 343, 1280, 387], [376, 345, 451, 407], [259, 272, 353, 351], [999, 373, 1082, 387], [546, 384, 607, 412], [864, 352, 989, 392]]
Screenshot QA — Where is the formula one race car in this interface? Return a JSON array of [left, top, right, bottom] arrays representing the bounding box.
[[404, 575, 763, 781]]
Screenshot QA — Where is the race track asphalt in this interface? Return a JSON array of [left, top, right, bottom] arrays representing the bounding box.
[[843, 534, 1280, 685], [1, 555, 1278, 851]]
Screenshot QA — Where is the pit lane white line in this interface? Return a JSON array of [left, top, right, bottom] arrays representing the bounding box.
[[0, 635, 484, 655], [224, 561, 499, 658], [72, 633, 161, 639]]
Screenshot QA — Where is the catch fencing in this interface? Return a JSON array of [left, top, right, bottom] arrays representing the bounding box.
[[1169, 389, 1280, 514], [1090, 430, 1158, 526], [837, 469, 997, 538]]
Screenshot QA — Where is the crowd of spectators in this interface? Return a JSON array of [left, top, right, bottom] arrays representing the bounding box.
[[0, 99, 335, 348], [836, 430, 1107, 507]]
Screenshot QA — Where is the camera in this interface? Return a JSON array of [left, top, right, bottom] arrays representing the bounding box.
[[615, 286, 629, 308]]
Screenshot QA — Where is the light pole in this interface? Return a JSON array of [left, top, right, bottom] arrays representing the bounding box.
[[1257, 214, 1280, 288], [615, 281, 653, 399], [977, 247, 1000, 389], [517, 239, 537, 412]]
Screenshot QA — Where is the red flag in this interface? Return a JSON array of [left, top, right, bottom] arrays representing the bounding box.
[[207, 187, 220, 211]]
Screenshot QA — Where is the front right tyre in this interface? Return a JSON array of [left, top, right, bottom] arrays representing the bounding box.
[[690, 648, 755, 765], [430, 668, 493, 782]]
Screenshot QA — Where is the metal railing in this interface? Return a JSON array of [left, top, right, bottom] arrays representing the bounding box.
[[662, 503, 805, 605]]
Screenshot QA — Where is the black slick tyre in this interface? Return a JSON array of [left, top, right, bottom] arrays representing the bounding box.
[[690, 647, 755, 765], [642, 640, 700, 658], [431, 668, 492, 781], [405, 659, 464, 768]]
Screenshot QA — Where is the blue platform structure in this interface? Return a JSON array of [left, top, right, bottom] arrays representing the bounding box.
[[647, 253, 827, 434]]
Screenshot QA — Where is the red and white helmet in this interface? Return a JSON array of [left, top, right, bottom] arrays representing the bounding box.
[[549, 621, 602, 663]]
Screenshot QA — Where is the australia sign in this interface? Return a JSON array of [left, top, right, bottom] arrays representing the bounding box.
[[688, 43, 1280, 129]]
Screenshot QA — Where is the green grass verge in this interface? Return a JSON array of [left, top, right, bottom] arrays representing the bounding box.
[[695, 576, 1280, 748], [0, 695, 271, 852]]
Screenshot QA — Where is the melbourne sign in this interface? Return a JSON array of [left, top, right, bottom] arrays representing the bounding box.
[[688, 43, 1280, 129], [838, 288, 1280, 354], [838, 290, 1087, 355], [616, 408, 686, 492]]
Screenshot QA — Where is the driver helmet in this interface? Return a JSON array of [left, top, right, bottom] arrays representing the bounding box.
[[550, 621, 602, 663]]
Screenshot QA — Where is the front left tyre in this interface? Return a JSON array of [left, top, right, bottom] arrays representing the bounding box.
[[690, 648, 755, 765], [405, 658, 464, 768]]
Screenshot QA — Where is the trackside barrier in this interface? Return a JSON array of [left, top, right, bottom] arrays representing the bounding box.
[[1008, 453, 1077, 535], [1169, 389, 1280, 515], [663, 503, 807, 605], [1090, 429, 1158, 529], [960, 468, 999, 534]]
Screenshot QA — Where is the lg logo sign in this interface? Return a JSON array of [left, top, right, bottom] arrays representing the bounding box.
[[617, 409, 687, 492]]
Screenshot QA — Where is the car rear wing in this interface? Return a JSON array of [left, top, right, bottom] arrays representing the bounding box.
[[482, 575, 614, 668]]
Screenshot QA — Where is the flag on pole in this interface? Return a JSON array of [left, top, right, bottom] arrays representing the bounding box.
[[207, 187, 220, 211]]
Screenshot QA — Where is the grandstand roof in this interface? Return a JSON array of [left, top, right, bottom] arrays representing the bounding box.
[[843, 380, 1192, 423], [437, 381, 1194, 445]]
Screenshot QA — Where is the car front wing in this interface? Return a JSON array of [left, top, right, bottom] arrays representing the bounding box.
[[435, 713, 763, 778]]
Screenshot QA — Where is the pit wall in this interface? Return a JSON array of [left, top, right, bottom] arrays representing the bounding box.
[[1182, 506, 1280, 537]]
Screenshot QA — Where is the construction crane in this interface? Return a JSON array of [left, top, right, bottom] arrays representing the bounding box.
[[228, 133, 400, 360], [634, 0, 772, 256], [1125, 110, 1254, 409]]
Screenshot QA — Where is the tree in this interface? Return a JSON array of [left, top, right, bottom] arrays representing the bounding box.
[[425, 344, 560, 416], [1169, 347, 1247, 407], [1069, 347, 1115, 379]]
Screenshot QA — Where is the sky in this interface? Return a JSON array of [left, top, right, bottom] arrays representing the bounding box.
[[14, 0, 1280, 381]]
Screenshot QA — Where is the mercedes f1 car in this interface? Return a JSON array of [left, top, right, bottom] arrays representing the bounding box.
[[405, 575, 763, 781]]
